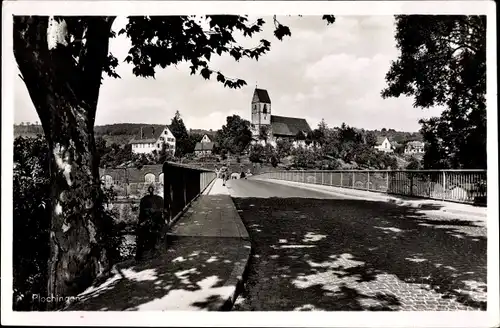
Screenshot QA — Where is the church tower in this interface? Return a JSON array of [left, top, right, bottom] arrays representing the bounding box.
[[251, 88, 272, 138]]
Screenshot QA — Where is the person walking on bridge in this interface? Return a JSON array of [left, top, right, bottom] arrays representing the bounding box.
[[219, 163, 229, 186]]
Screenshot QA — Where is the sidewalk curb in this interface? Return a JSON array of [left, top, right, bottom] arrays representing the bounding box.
[[258, 178, 487, 219], [220, 240, 252, 311], [219, 197, 252, 311]]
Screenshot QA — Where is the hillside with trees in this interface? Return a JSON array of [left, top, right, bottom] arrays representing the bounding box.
[[14, 122, 211, 148], [14, 120, 423, 170], [241, 121, 409, 170]]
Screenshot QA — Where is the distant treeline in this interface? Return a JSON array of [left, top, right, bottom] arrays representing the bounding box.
[[14, 124, 421, 146], [369, 128, 423, 144], [94, 123, 165, 136], [14, 124, 44, 136], [14, 123, 218, 141]]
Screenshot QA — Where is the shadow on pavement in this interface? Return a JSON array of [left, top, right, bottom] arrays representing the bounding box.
[[64, 237, 244, 311], [231, 197, 486, 311]]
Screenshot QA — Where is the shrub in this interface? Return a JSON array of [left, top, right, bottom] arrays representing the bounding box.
[[220, 149, 228, 160], [249, 144, 264, 163], [13, 136, 51, 310], [271, 155, 279, 168], [406, 156, 422, 170], [293, 147, 319, 168]]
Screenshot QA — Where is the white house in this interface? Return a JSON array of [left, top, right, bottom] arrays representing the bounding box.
[[404, 141, 425, 154], [194, 134, 216, 157], [200, 134, 211, 143], [374, 137, 394, 153], [130, 125, 176, 155]]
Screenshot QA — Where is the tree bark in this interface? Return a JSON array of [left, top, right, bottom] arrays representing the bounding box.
[[14, 16, 115, 305]]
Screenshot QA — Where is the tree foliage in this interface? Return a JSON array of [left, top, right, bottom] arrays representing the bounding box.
[[215, 115, 253, 154], [259, 125, 270, 144], [318, 118, 328, 133], [406, 156, 423, 170], [249, 144, 264, 163], [270, 155, 279, 168], [96, 137, 134, 167], [13, 136, 51, 310], [295, 131, 306, 141], [119, 15, 334, 86], [292, 147, 321, 169], [382, 15, 486, 169], [365, 131, 377, 147], [169, 110, 191, 157], [276, 138, 293, 160], [314, 123, 399, 170]]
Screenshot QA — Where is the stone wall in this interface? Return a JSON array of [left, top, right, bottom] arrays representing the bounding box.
[[99, 165, 164, 184], [100, 165, 165, 226]]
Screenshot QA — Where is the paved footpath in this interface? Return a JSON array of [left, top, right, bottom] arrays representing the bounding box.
[[65, 177, 250, 311], [226, 178, 487, 311]]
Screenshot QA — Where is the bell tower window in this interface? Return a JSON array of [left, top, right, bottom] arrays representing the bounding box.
[[263, 104, 268, 114]]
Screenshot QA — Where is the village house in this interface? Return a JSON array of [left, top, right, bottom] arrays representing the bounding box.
[[250, 88, 311, 148], [404, 140, 425, 154], [194, 134, 217, 157], [374, 137, 394, 153], [129, 125, 176, 155]]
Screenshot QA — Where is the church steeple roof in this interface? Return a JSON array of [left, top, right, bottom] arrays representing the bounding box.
[[253, 88, 271, 104]]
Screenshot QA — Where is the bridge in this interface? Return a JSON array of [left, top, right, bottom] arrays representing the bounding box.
[[65, 164, 487, 312]]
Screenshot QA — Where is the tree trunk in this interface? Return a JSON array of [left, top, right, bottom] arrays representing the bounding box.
[[14, 16, 115, 306]]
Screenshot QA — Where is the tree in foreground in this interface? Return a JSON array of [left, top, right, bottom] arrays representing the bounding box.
[[382, 15, 486, 169], [14, 15, 335, 300]]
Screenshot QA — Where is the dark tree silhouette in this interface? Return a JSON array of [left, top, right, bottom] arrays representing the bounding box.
[[382, 15, 486, 169], [169, 111, 191, 157]]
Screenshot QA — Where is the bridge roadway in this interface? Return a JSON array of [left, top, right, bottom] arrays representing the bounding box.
[[220, 178, 487, 311]]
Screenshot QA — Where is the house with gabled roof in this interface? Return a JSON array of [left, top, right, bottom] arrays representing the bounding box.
[[250, 88, 312, 147], [404, 140, 425, 154], [374, 136, 394, 153], [129, 125, 176, 155], [194, 134, 217, 157]]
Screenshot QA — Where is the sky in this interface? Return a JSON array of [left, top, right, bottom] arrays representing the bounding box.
[[14, 15, 444, 132]]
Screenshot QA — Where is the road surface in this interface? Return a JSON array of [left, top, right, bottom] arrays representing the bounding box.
[[224, 178, 487, 311]]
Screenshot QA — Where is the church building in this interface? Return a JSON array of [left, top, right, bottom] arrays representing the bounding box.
[[250, 88, 312, 147]]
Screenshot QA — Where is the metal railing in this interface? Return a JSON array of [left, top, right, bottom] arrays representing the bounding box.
[[163, 162, 217, 221], [257, 169, 487, 206]]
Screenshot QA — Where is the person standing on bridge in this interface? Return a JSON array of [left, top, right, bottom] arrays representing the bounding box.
[[135, 185, 165, 261], [219, 164, 229, 186]]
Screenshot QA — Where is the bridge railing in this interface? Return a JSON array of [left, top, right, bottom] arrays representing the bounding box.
[[257, 169, 487, 206], [163, 162, 217, 222]]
